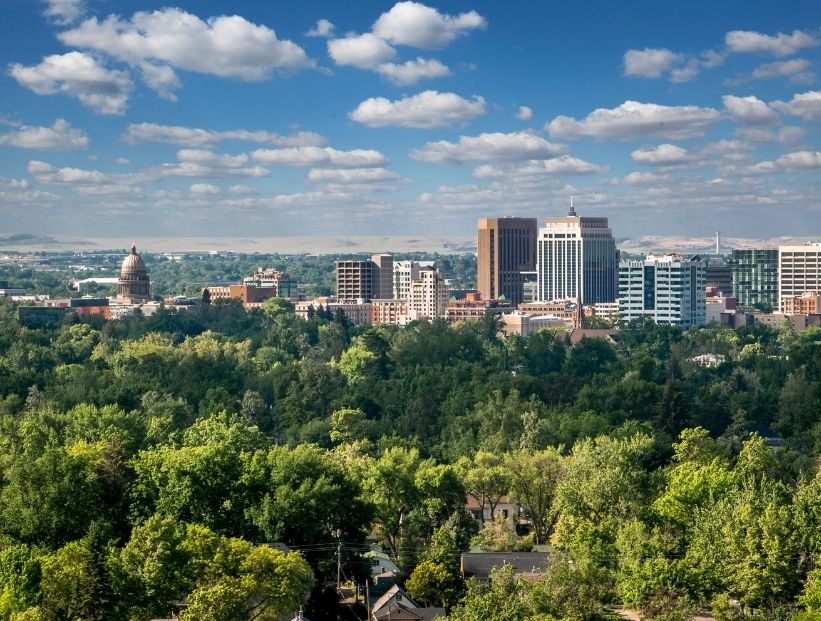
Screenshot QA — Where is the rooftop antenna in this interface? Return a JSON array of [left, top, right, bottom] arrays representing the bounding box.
[[569, 195, 577, 217]]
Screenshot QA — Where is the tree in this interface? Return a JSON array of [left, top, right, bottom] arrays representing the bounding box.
[[458, 451, 510, 525], [505, 448, 563, 544], [446, 564, 541, 621], [472, 514, 534, 552]]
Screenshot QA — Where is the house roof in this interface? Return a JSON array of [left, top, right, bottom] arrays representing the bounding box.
[[568, 328, 618, 346], [372, 584, 415, 614], [461, 552, 549, 580], [373, 603, 445, 620]]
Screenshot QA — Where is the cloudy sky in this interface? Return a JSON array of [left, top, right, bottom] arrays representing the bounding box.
[[1, 0, 820, 240]]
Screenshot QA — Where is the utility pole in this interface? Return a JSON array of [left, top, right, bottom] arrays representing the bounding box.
[[337, 542, 342, 594], [365, 581, 370, 621]]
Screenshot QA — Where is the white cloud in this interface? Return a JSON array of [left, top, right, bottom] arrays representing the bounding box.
[[725, 29, 819, 57], [623, 48, 681, 78], [516, 106, 533, 121], [251, 146, 389, 168], [350, 90, 485, 128], [9, 51, 132, 115], [752, 58, 815, 84], [116, 158, 130, 165], [623, 172, 672, 185], [669, 59, 701, 83], [307, 168, 400, 183], [772, 90, 821, 121], [28, 160, 107, 184], [375, 58, 450, 85], [371, 1, 487, 49], [306, 19, 335, 38], [0, 118, 88, 150], [547, 101, 720, 140], [775, 150, 821, 170], [631, 144, 693, 166], [228, 184, 253, 194], [122, 122, 326, 148], [328, 33, 396, 69], [59, 8, 313, 81], [722, 95, 779, 125], [138, 62, 182, 100], [516, 156, 607, 176], [151, 150, 270, 178], [410, 131, 566, 163], [42, 0, 85, 25], [190, 183, 220, 195]]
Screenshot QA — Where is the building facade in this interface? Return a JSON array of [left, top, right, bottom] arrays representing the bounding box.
[[536, 209, 616, 304], [393, 260, 422, 300], [728, 249, 778, 309], [618, 254, 706, 328], [477, 217, 537, 306], [244, 268, 297, 298], [335, 254, 394, 302], [118, 244, 151, 300], [779, 243, 821, 311], [409, 266, 449, 320], [782, 292, 820, 315]]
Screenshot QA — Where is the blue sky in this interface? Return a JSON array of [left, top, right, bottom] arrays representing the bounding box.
[[0, 0, 820, 241]]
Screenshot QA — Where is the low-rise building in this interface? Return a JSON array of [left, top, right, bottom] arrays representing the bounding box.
[[446, 292, 512, 323], [782, 292, 820, 315], [204, 284, 278, 308], [371, 298, 409, 325], [499, 312, 567, 337]]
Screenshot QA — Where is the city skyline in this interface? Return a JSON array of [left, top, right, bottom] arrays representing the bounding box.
[[1, 0, 820, 240]]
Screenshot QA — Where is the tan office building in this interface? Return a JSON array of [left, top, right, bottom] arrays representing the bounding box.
[[477, 217, 537, 306]]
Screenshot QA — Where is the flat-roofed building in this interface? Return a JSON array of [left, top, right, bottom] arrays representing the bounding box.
[[372, 298, 409, 325], [477, 217, 537, 306], [779, 242, 821, 311], [203, 284, 278, 307], [619, 254, 706, 328], [536, 207, 616, 304], [782, 291, 820, 315], [409, 266, 448, 320], [728, 249, 778, 309]]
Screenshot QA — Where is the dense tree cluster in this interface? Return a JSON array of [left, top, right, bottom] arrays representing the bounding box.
[[0, 296, 820, 619]]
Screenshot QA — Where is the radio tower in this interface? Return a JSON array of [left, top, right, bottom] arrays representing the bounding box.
[[715, 231, 720, 254]]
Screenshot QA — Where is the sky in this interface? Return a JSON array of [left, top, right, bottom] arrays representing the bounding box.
[[0, 0, 820, 241]]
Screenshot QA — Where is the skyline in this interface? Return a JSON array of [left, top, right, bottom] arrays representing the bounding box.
[[0, 1, 820, 240]]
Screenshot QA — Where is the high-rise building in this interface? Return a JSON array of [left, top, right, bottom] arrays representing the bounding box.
[[778, 242, 821, 311], [393, 260, 424, 300], [409, 266, 449, 320], [477, 217, 537, 305], [728, 249, 778, 309], [371, 254, 394, 300], [536, 207, 616, 304], [335, 259, 374, 302], [618, 254, 706, 328], [335, 254, 394, 302], [118, 244, 151, 300], [704, 255, 732, 297]]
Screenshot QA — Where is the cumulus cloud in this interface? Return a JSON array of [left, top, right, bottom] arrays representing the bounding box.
[[375, 58, 450, 84], [631, 144, 693, 166], [752, 58, 815, 84], [138, 62, 182, 101], [771, 90, 821, 121], [123, 123, 326, 148], [306, 19, 335, 38], [0, 118, 88, 150], [623, 172, 672, 185], [623, 48, 682, 78], [155, 150, 270, 178], [725, 29, 819, 57], [517, 156, 607, 176], [58, 8, 313, 87], [228, 184, 254, 194], [251, 146, 389, 168], [41, 0, 85, 25], [350, 90, 485, 128], [9, 51, 132, 115], [516, 106, 533, 121], [722, 95, 780, 125], [189, 183, 220, 195], [307, 168, 400, 183], [774, 150, 821, 170], [371, 1, 487, 49], [410, 131, 566, 163], [28, 159, 108, 184], [328, 33, 396, 68], [547, 101, 720, 140]]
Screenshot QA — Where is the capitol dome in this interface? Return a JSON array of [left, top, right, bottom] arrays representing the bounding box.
[[118, 243, 151, 299]]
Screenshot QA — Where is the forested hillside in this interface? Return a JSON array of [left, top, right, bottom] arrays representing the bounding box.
[[0, 298, 819, 620]]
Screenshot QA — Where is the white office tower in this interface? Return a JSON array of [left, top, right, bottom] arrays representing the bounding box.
[[619, 254, 707, 328], [536, 206, 616, 303], [409, 266, 449, 320], [778, 242, 821, 311], [393, 260, 421, 300]]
